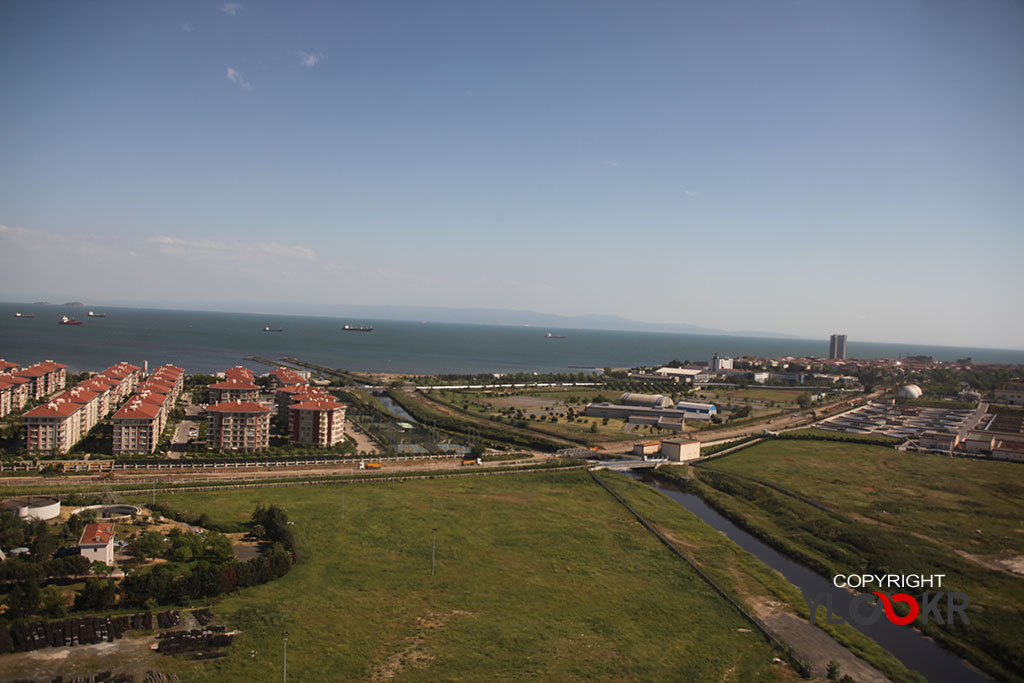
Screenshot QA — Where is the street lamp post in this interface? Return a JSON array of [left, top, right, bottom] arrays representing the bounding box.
[[282, 631, 289, 683]]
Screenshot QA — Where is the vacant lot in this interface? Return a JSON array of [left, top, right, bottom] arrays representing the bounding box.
[[694, 440, 1024, 680], [129, 472, 800, 681]]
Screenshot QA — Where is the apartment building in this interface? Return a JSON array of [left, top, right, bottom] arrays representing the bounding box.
[[208, 379, 260, 404], [97, 363, 141, 400], [267, 367, 309, 389], [112, 398, 164, 455], [206, 401, 270, 451], [288, 396, 347, 447], [24, 398, 84, 454], [13, 361, 67, 400]]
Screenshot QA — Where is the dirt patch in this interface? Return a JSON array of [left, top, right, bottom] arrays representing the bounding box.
[[0, 634, 163, 682], [369, 610, 475, 681], [956, 549, 1024, 578]]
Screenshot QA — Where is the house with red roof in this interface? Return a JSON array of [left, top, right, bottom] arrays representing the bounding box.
[[78, 522, 116, 565]]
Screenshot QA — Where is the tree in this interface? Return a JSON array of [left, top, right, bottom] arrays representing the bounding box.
[[41, 585, 68, 618], [797, 392, 811, 409], [6, 581, 41, 619], [129, 531, 165, 562], [589, 421, 598, 433], [206, 532, 236, 564], [827, 659, 841, 681]]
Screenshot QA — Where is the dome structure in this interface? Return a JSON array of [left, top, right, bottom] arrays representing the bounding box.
[[898, 384, 923, 400]]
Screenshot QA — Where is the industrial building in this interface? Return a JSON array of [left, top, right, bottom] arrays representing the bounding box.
[[994, 381, 1024, 406], [661, 439, 700, 462], [0, 496, 61, 521], [709, 354, 733, 371]]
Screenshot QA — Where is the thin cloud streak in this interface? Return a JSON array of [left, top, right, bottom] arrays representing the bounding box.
[[152, 236, 318, 264], [221, 3, 243, 17], [296, 51, 324, 67], [226, 67, 251, 90]]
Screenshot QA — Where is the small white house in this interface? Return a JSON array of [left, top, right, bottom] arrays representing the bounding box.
[[79, 522, 116, 566]]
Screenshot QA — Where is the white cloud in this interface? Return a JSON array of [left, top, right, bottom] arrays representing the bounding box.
[[684, 190, 698, 197], [226, 67, 251, 90], [296, 51, 324, 68], [152, 236, 319, 265], [180, 22, 194, 32], [221, 3, 243, 16]]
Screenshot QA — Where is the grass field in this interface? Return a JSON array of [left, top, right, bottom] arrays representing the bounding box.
[[425, 388, 645, 444], [692, 440, 1024, 680], [128, 472, 800, 681], [779, 427, 903, 445]]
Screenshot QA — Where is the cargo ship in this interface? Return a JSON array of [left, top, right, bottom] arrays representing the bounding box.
[[59, 316, 83, 326], [264, 326, 283, 332], [342, 324, 374, 332], [14, 312, 35, 318], [545, 333, 566, 339], [87, 311, 106, 318]]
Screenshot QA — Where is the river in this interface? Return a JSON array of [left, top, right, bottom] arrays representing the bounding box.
[[628, 471, 990, 683]]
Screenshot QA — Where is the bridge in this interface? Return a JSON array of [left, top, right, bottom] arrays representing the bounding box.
[[589, 458, 664, 471]]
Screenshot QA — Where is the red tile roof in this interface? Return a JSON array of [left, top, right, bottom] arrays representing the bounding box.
[[207, 401, 269, 413], [113, 400, 163, 419], [59, 388, 99, 403], [290, 398, 345, 411], [24, 399, 83, 418], [209, 380, 259, 390], [79, 522, 115, 546], [0, 360, 19, 371]]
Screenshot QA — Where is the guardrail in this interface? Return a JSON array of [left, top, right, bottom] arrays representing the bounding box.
[[0, 453, 474, 474]]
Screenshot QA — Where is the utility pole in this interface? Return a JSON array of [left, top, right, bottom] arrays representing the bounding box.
[[431, 528, 437, 575], [341, 490, 345, 520], [282, 631, 289, 683]]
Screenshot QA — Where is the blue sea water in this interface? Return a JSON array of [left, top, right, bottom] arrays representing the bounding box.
[[1, 302, 1022, 374]]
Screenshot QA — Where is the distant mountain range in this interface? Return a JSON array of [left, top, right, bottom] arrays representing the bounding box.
[[64, 299, 797, 339]]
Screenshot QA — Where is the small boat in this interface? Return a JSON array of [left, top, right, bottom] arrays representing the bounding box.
[[14, 312, 35, 318], [264, 326, 283, 332], [59, 316, 83, 326], [87, 311, 106, 318], [342, 324, 374, 332], [545, 333, 566, 339]]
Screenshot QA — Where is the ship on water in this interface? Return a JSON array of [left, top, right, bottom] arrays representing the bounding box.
[[59, 316, 83, 326], [342, 324, 374, 332], [14, 312, 35, 318], [264, 326, 283, 332], [545, 333, 566, 339], [87, 311, 106, 318]]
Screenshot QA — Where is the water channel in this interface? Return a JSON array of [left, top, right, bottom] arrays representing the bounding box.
[[627, 471, 991, 683], [374, 395, 418, 423]]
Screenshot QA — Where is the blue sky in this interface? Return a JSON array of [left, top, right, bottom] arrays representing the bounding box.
[[1, 1, 1022, 349]]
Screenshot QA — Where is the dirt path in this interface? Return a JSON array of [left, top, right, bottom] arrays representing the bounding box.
[[345, 422, 382, 454], [752, 602, 890, 683]]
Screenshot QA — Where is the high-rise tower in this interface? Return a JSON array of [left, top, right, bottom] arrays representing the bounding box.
[[829, 334, 847, 360]]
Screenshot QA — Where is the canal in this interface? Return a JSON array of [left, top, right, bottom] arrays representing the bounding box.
[[628, 471, 990, 683]]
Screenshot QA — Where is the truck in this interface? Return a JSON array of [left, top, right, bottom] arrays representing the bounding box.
[[359, 461, 382, 470]]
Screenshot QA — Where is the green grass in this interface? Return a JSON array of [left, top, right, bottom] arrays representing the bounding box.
[[130, 472, 798, 681], [595, 470, 924, 683], [695, 440, 1024, 681]]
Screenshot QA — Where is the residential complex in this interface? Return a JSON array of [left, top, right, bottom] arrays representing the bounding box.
[[289, 396, 347, 448]]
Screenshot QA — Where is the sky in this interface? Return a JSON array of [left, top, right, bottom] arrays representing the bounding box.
[[1, 1, 1022, 349]]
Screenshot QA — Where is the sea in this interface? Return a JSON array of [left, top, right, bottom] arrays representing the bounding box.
[[2, 302, 1022, 375]]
